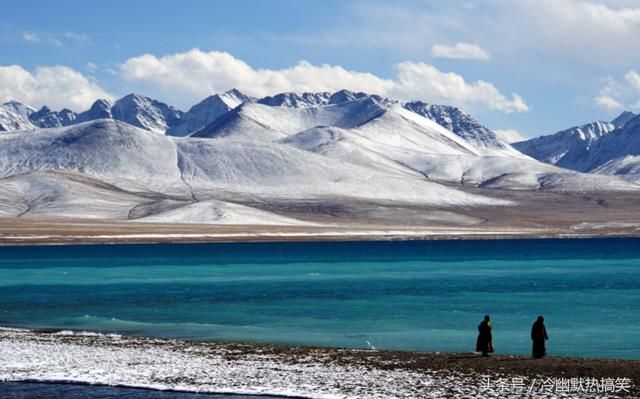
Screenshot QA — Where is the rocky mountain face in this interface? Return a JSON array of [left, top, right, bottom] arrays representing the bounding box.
[[514, 111, 640, 181], [513, 121, 617, 165]]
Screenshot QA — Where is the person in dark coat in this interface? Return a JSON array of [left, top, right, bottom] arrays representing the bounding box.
[[531, 315, 549, 359], [476, 315, 494, 356]]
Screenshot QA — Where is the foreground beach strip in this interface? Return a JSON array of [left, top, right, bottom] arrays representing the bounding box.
[[0, 328, 637, 398]]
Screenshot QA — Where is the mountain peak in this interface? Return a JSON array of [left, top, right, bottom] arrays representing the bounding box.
[[222, 88, 246, 98], [403, 101, 510, 150], [611, 111, 638, 129], [514, 120, 616, 165], [1, 100, 36, 119], [328, 89, 369, 105], [257, 92, 331, 108]]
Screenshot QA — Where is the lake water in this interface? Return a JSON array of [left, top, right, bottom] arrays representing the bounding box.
[[0, 382, 289, 399], [0, 238, 638, 359]]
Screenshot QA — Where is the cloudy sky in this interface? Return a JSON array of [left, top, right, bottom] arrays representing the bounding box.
[[1, 0, 640, 138]]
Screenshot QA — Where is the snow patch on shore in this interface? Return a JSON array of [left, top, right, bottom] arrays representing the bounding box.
[[0, 327, 588, 399]]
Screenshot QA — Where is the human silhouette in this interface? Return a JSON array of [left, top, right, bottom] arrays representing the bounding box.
[[476, 315, 494, 356], [531, 315, 549, 359]]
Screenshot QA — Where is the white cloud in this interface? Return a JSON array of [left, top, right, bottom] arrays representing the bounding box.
[[63, 31, 91, 44], [297, 1, 640, 69], [626, 70, 640, 90], [594, 70, 640, 112], [431, 42, 490, 60], [595, 95, 623, 111], [21, 31, 90, 47], [493, 129, 527, 143], [121, 49, 528, 113], [512, 0, 640, 65], [0, 65, 111, 110], [86, 62, 98, 72], [389, 61, 527, 113], [22, 32, 39, 43]]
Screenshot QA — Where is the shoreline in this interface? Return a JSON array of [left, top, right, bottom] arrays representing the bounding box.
[[1, 227, 640, 246], [1, 327, 637, 398]]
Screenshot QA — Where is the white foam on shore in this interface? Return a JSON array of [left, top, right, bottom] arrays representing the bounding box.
[[0, 327, 605, 398]]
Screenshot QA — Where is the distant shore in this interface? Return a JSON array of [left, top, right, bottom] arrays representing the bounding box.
[[1, 327, 637, 398], [1, 218, 640, 246]]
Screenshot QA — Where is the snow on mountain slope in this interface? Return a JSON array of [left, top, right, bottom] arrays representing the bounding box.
[[593, 156, 640, 182], [403, 101, 517, 153], [1, 101, 77, 130], [177, 136, 507, 205], [0, 118, 509, 209], [1, 89, 639, 228], [76, 99, 113, 122], [138, 199, 309, 225], [29, 106, 77, 128], [278, 103, 637, 190], [110, 94, 183, 134], [510, 112, 640, 183], [74, 94, 183, 134], [0, 171, 148, 219], [281, 123, 559, 190], [560, 114, 640, 176], [258, 92, 331, 108], [168, 89, 251, 137], [0, 108, 34, 132], [513, 120, 615, 165], [611, 111, 637, 128], [255, 90, 388, 109], [1, 101, 36, 120], [192, 97, 387, 140], [0, 171, 312, 224], [0, 120, 187, 194]]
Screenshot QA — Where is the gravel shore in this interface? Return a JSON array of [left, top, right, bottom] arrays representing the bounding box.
[[0, 327, 637, 398]]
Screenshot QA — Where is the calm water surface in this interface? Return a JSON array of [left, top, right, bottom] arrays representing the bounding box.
[[0, 238, 638, 358]]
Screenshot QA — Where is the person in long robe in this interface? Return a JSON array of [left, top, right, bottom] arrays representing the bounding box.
[[476, 315, 494, 356], [531, 315, 549, 359]]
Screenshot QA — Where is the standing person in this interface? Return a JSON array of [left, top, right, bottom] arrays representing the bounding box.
[[531, 315, 549, 359], [476, 315, 494, 357]]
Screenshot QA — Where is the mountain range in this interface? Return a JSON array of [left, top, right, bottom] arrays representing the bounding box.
[[514, 110, 640, 181], [1, 89, 639, 227]]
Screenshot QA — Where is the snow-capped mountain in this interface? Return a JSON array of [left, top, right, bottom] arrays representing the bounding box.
[[513, 120, 616, 165], [256, 89, 389, 108], [1, 90, 639, 225], [563, 113, 640, 180], [611, 111, 637, 128], [258, 91, 331, 108], [29, 106, 77, 128], [168, 89, 251, 137], [2, 100, 36, 120], [75, 95, 183, 134], [192, 96, 388, 140], [403, 101, 516, 153], [0, 119, 513, 221], [75, 98, 113, 123], [1, 101, 78, 130], [512, 111, 640, 182], [0, 104, 34, 131], [110, 94, 183, 133]]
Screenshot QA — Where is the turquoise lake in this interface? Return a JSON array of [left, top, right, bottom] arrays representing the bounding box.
[[0, 238, 638, 359]]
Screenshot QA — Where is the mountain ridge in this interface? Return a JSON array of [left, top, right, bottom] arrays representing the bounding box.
[[514, 111, 640, 181]]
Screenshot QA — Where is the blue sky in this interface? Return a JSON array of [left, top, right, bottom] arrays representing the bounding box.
[[1, 0, 640, 138]]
